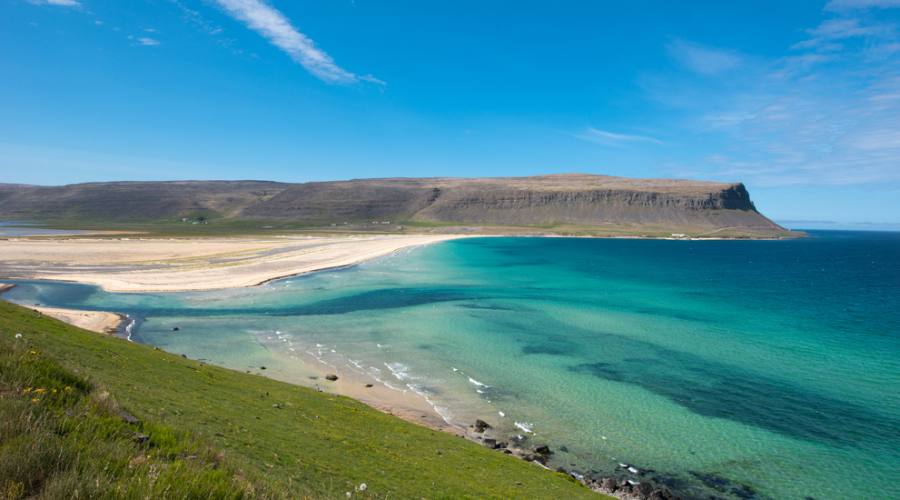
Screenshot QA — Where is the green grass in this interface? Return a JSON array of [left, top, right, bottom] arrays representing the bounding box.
[[0, 301, 602, 499]]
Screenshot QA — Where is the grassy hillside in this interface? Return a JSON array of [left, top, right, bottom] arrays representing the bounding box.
[[0, 301, 602, 499]]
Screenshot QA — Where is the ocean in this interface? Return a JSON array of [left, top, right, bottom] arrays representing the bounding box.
[[5, 230, 899, 499]]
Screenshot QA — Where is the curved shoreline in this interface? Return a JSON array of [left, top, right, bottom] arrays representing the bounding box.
[[0, 234, 468, 293]]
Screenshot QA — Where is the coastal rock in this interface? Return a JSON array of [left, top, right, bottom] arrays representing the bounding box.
[[325, 374, 339, 381], [600, 477, 618, 491], [635, 481, 654, 497], [534, 445, 552, 456], [365, 383, 374, 388], [648, 488, 677, 500], [483, 438, 497, 448], [172, 326, 179, 331], [473, 419, 492, 432]]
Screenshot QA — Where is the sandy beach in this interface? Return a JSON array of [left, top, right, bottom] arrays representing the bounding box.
[[0, 234, 467, 429], [0, 283, 123, 334], [31, 306, 123, 334], [0, 234, 464, 292]]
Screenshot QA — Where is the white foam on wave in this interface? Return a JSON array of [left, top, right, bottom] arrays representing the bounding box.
[[468, 377, 488, 388], [124, 316, 136, 342], [515, 421, 534, 434], [385, 362, 412, 382]]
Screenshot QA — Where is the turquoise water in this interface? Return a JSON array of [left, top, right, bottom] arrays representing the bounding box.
[[5, 231, 900, 499]]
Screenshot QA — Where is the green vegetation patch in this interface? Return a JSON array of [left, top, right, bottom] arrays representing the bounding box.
[[0, 301, 601, 499]]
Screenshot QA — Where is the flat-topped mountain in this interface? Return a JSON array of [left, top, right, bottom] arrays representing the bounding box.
[[0, 174, 790, 237]]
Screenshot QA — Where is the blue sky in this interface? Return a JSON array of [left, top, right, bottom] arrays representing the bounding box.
[[2, 0, 900, 225]]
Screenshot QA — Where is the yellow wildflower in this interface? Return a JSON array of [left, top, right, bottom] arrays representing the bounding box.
[[34, 388, 47, 394], [31, 398, 40, 404]]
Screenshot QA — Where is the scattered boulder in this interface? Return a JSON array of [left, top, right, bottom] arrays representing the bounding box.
[[649, 488, 677, 500], [635, 481, 654, 497], [325, 374, 339, 381], [483, 438, 497, 448], [558, 445, 569, 452], [172, 327, 179, 331], [473, 419, 492, 432], [260, 366, 266, 370], [534, 445, 552, 456], [600, 477, 618, 492], [365, 383, 374, 388]]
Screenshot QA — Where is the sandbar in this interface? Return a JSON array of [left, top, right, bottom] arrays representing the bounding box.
[[0, 234, 464, 292]]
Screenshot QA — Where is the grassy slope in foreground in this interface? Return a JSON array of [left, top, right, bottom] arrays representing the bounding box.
[[0, 301, 601, 499]]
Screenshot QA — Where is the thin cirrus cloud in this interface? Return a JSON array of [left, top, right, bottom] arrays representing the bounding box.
[[667, 38, 741, 75], [213, 0, 378, 85], [27, 0, 80, 6], [652, 3, 900, 188], [825, 0, 900, 10], [576, 127, 663, 147]]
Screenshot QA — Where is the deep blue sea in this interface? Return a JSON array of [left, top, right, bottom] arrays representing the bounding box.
[[6, 230, 899, 499]]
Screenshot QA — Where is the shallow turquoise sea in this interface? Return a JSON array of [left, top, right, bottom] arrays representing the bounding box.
[[6, 231, 900, 499]]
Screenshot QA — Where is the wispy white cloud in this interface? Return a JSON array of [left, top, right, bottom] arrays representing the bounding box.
[[667, 39, 741, 75], [27, 0, 80, 6], [825, 0, 900, 11], [137, 37, 160, 46], [793, 18, 892, 50], [647, 7, 900, 188], [576, 127, 663, 146], [212, 0, 377, 85]]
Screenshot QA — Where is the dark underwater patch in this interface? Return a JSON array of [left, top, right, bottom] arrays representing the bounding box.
[[570, 349, 900, 449]]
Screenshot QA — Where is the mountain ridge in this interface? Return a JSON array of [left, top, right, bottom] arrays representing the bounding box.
[[0, 174, 790, 237]]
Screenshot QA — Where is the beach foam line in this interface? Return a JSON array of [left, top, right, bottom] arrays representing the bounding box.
[[124, 315, 136, 342], [468, 377, 489, 388], [515, 421, 534, 434]]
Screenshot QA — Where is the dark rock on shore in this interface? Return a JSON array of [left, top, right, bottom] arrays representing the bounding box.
[[534, 445, 552, 456], [473, 419, 491, 432], [324, 374, 339, 381]]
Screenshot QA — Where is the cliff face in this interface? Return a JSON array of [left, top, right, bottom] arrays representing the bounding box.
[[0, 174, 787, 236], [413, 182, 762, 227]]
